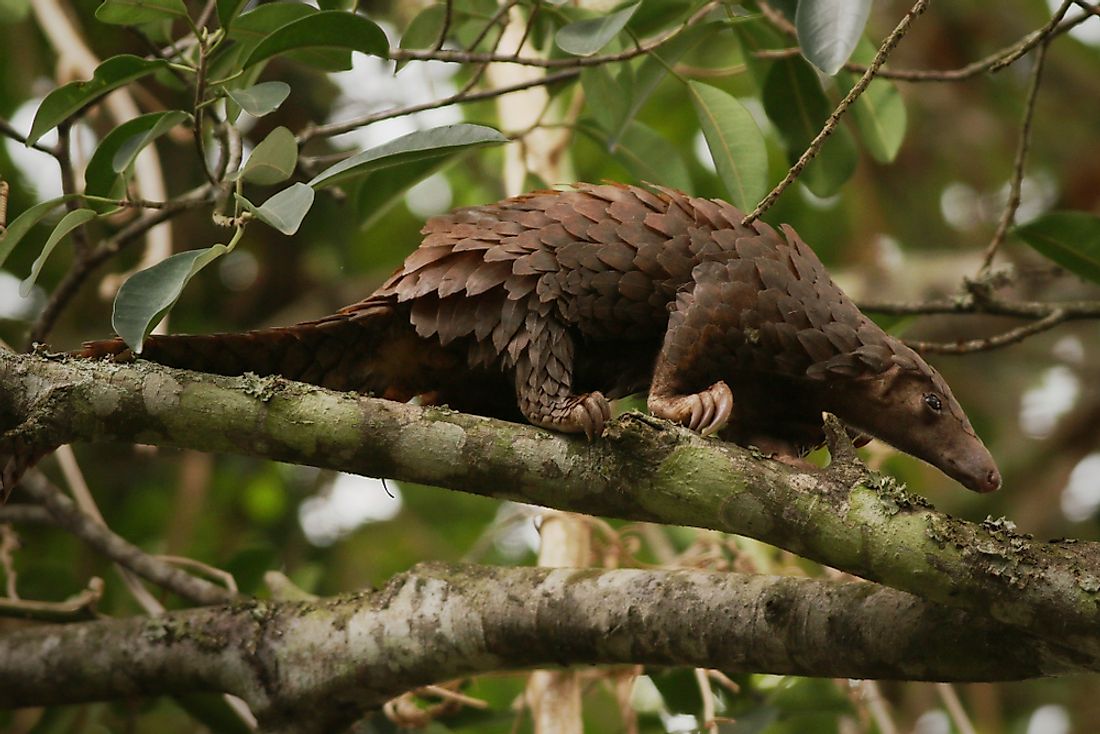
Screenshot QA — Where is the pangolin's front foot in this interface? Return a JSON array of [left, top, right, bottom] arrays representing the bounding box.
[[648, 381, 733, 437], [526, 391, 611, 440]]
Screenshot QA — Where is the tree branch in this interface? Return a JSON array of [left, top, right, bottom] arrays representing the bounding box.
[[4, 353, 1100, 658], [0, 563, 1090, 733], [17, 471, 236, 606], [906, 308, 1068, 354]]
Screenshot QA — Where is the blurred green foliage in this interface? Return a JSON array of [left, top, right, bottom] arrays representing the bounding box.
[[1, 0, 1100, 732]]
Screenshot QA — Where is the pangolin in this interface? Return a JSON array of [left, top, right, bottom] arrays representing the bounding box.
[[80, 183, 1001, 493]]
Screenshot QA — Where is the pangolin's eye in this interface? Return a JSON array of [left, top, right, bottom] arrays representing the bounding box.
[[923, 393, 943, 412]]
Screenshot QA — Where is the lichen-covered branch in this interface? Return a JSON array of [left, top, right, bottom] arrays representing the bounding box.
[[0, 563, 1090, 733], [3, 352, 1100, 658]]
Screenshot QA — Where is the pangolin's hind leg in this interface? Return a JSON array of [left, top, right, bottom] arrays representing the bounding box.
[[508, 312, 610, 439]]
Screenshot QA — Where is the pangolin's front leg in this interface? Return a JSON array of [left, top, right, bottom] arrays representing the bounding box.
[[647, 261, 737, 437]]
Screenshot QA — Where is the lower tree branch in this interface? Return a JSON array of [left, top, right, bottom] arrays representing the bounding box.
[[0, 563, 1090, 733], [3, 353, 1100, 660]]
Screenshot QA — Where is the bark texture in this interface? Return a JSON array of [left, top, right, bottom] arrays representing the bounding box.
[[0, 563, 1089, 733], [2, 352, 1099, 657]]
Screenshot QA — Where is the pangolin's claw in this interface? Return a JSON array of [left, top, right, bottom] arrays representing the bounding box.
[[648, 381, 733, 437], [700, 381, 733, 436], [573, 391, 610, 440]]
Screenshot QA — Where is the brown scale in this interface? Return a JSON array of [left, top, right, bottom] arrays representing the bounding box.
[[79, 183, 1001, 493]]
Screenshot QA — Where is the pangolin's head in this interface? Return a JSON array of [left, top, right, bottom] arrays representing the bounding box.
[[823, 348, 1001, 493]]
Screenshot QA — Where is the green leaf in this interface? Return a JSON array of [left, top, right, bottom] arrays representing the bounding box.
[[0, 196, 78, 269], [242, 10, 389, 69], [607, 20, 720, 147], [241, 126, 298, 185], [28, 55, 168, 146], [216, 0, 249, 29], [228, 2, 315, 53], [355, 159, 452, 231], [225, 82, 291, 117], [309, 123, 508, 189], [795, 0, 872, 75], [687, 81, 768, 211], [555, 2, 641, 56], [1015, 212, 1100, 284], [112, 111, 189, 174], [617, 122, 692, 192], [20, 209, 97, 297], [95, 0, 188, 26], [244, 183, 315, 235], [837, 38, 907, 163], [585, 120, 691, 192], [113, 244, 230, 352], [84, 112, 189, 211], [762, 57, 857, 198], [580, 66, 629, 133], [398, 4, 447, 72]]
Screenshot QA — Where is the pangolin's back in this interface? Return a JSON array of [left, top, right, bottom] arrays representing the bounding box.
[[354, 182, 917, 385]]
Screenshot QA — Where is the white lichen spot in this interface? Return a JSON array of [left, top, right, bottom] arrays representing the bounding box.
[[377, 577, 450, 666], [141, 372, 182, 416], [513, 436, 569, 477], [787, 473, 820, 494], [88, 384, 123, 416]]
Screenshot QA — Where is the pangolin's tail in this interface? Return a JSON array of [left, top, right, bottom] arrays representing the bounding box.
[[77, 298, 421, 397]]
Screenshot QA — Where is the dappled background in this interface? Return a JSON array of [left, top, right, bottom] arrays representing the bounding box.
[[2, 0, 1100, 731]]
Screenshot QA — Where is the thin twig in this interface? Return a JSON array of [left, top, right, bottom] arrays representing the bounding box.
[[19, 472, 235, 606], [1073, 0, 1100, 15], [858, 295, 1100, 319], [0, 505, 55, 525], [0, 179, 8, 232], [193, 35, 219, 186], [694, 668, 718, 732], [755, 7, 1096, 82], [0, 116, 59, 157], [857, 681, 898, 734], [391, 2, 717, 69], [906, 309, 1068, 354], [157, 554, 239, 594], [302, 1, 716, 142], [0, 524, 19, 599], [435, 0, 453, 51], [54, 123, 94, 259], [467, 0, 522, 51], [978, 3, 1067, 273], [758, 1, 796, 36], [0, 576, 102, 622], [935, 683, 978, 734], [512, 0, 542, 58], [54, 446, 165, 613], [300, 68, 581, 142], [195, 0, 217, 32], [742, 0, 931, 225]]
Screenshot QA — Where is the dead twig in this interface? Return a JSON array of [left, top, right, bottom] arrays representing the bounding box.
[[905, 309, 1068, 354]]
